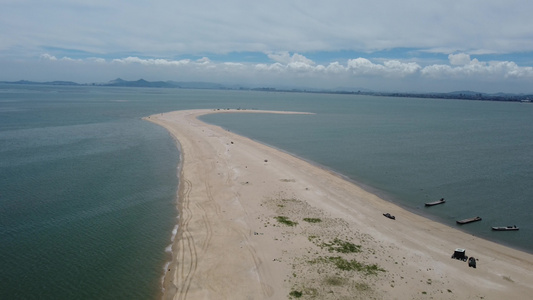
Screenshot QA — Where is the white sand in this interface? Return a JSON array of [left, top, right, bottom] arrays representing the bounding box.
[[145, 109, 533, 300]]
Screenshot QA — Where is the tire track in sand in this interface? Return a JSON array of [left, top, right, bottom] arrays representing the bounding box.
[[176, 179, 197, 300], [243, 230, 274, 297], [196, 161, 223, 252]]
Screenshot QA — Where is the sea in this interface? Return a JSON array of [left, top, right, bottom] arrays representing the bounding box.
[[1, 84, 532, 299]]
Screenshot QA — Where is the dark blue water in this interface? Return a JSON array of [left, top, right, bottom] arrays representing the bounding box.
[[1, 85, 532, 299]]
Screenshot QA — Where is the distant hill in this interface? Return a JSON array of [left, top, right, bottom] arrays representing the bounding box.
[[4, 80, 81, 86], [103, 78, 173, 87], [101, 78, 224, 89], [1, 79, 531, 102], [0, 78, 226, 89]]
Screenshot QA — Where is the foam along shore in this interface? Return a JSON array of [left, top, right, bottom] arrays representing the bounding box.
[[145, 109, 533, 300]]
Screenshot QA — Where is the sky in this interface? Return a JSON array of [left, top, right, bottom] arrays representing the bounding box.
[[1, 0, 533, 93]]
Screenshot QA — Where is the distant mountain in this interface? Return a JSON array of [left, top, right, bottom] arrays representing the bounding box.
[[0, 78, 225, 89], [103, 78, 173, 87], [100, 78, 224, 89], [446, 90, 481, 96], [171, 81, 225, 89], [1, 80, 81, 86], [2, 79, 531, 102], [332, 86, 374, 93]]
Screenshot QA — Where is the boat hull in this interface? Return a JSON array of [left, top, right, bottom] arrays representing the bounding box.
[[425, 200, 445, 206], [491, 226, 519, 231], [456, 217, 482, 224]]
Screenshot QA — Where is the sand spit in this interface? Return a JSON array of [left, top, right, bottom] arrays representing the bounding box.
[[145, 109, 533, 300]]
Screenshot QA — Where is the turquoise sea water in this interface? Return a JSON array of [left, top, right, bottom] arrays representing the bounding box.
[[1, 85, 532, 299]]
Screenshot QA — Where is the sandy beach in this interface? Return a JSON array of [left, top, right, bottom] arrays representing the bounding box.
[[145, 109, 533, 300]]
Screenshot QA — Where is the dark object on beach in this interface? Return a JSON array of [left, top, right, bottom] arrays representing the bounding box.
[[425, 198, 446, 207], [456, 216, 482, 224], [383, 213, 395, 220], [468, 257, 477, 268], [451, 248, 468, 261], [492, 225, 519, 231]]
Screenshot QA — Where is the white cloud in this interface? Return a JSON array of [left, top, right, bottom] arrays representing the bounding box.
[[266, 52, 292, 64], [223, 62, 244, 67], [346, 58, 420, 77], [40, 54, 57, 61], [111, 57, 191, 66], [36, 52, 533, 82], [347, 58, 381, 75], [4, 51, 532, 93], [449, 53, 471, 66], [383, 60, 421, 76], [196, 57, 211, 64], [421, 58, 533, 79], [267, 52, 315, 66], [40, 53, 81, 62], [325, 62, 346, 74], [255, 62, 285, 73]]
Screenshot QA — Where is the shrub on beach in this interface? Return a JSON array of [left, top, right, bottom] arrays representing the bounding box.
[[275, 216, 298, 226], [303, 217, 322, 223]]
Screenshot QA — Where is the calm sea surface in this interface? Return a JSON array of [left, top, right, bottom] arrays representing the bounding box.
[[1, 85, 532, 299]]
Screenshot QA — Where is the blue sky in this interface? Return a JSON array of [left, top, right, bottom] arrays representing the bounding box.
[[1, 0, 533, 93]]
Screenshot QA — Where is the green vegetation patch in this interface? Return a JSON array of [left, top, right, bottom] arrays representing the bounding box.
[[309, 256, 385, 275], [289, 290, 302, 298], [303, 217, 322, 223], [322, 238, 361, 253], [275, 216, 298, 226]]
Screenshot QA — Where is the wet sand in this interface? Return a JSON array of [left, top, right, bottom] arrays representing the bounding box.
[[145, 109, 533, 300]]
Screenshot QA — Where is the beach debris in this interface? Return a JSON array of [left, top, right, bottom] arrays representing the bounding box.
[[383, 213, 395, 220], [468, 257, 477, 268], [264, 159, 268, 162]]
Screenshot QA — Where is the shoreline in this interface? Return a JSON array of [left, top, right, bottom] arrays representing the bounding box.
[[145, 109, 533, 299], [203, 113, 533, 256]]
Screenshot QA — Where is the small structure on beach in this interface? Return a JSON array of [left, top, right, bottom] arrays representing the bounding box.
[[451, 248, 468, 261]]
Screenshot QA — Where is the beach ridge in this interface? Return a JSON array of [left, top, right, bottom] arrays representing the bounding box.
[[145, 109, 533, 300]]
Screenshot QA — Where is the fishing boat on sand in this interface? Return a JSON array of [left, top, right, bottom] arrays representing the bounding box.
[[456, 216, 482, 224], [425, 198, 445, 207], [491, 225, 519, 231]]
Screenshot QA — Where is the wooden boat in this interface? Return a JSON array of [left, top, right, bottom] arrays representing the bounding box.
[[425, 198, 445, 207], [491, 225, 519, 231], [456, 216, 482, 224]]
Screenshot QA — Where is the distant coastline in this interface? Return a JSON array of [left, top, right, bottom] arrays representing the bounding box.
[[2, 78, 532, 102]]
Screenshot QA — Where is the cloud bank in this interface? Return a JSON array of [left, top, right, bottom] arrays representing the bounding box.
[[3, 1, 533, 56], [14, 52, 528, 93]]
